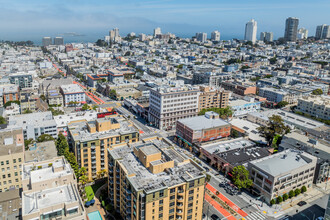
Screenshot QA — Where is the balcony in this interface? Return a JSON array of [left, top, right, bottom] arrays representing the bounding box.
[[176, 210, 183, 214], [177, 203, 183, 209], [126, 188, 132, 194], [177, 190, 184, 196], [177, 196, 183, 201], [176, 216, 182, 219]]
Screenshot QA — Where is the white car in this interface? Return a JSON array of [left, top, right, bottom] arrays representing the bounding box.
[[316, 217, 324, 220]]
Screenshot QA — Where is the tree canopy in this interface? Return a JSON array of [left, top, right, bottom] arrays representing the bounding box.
[[198, 106, 233, 119], [312, 89, 323, 95], [257, 115, 290, 144], [37, 134, 55, 143], [276, 101, 289, 108], [231, 165, 253, 190], [0, 116, 6, 125]]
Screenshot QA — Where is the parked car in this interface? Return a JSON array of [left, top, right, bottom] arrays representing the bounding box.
[[297, 201, 307, 206], [211, 214, 220, 220]]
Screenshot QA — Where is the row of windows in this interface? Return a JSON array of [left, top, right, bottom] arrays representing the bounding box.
[[0, 158, 22, 166]]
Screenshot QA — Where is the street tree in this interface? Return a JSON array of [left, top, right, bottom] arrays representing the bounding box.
[[231, 165, 253, 190]]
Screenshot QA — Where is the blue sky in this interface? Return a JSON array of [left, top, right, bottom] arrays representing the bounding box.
[[0, 0, 329, 42]]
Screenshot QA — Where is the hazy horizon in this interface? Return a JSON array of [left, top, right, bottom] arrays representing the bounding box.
[[1, 0, 329, 44]]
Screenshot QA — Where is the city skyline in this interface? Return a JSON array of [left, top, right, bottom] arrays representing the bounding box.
[[0, 0, 329, 42]]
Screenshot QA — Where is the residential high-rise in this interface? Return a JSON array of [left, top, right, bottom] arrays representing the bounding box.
[[211, 30, 220, 41], [0, 128, 24, 192], [298, 28, 308, 40], [154, 27, 162, 37], [195, 32, 207, 42], [108, 136, 206, 220], [139, 33, 146, 41], [260, 32, 266, 41], [284, 17, 299, 42], [244, 19, 257, 43], [68, 115, 139, 180], [265, 32, 274, 42], [260, 32, 273, 42], [42, 37, 52, 47], [109, 28, 121, 43], [54, 37, 64, 45], [315, 24, 330, 39], [148, 85, 199, 130], [198, 86, 229, 111]]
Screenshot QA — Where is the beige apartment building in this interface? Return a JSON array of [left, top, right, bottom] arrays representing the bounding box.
[[0, 128, 24, 192], [198, 86, 230, 112], [108, 136, 205, 220], [69, 115, 139, 180], [296, 95, 330, 120], [21, 156, 86, 220]]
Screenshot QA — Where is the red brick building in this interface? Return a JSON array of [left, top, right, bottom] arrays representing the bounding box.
[[176, 111, 231, 145], [221, 81, 257, 96]]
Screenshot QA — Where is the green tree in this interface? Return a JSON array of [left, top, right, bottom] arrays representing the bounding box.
[[283, 193, 289, 201], [276, 101, 289, 108], [79, 167, 87, 178], [24, 138, 35, 150], [109, 89, 117, 99], [37, 134, 55, 143], [56, 133, 69, 156], [40, 94, 46, 101], [82, 103, 89, 111], [276, 196, 283, 204], [270, 199, 276, 205], [4, 100, 20, 108], [231, 165, 253, 190], [0, 116, 6, 125], [23, 109, 33, 114], [269, 56, 277, 65], [301, 185, 307, 193], [312, 89, 323, 95], [294, 188, 301, 196], [288, 190, 295, 198], [93, 105, 98, 111], [257, 115, 291, 144]]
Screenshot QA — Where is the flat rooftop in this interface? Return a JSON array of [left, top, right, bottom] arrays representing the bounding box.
[[250, 149, 317, 177], [230, 118, 266, 143], [7, 111, 56, 128], [262, 109, 324, 129], [109, 137, 204, 193], [22, 157, 73, 182], [69, 116, 138, 142], [178, 114, 229, 131], [202, 138, 255, 155], [0, 128, 24, 155], [54, 111, 98, 128], [61, 83, 84, 94], [22, 184, 78, 215], [24, 141, 58, 163]]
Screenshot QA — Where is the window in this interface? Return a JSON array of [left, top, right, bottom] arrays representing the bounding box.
[[170, 195, 175, 200], [0, 161, 3, 165], [188, 196, 194, 201], [6, 160, 9, 165], [159, 207, 163, 212], [188, 209, 193, 214], [159, 213, 163, 218], [189, 181, 194, 188], [189, 190, 194, 194], [159, 199, 163, 205], [169, 208, 174, 213], [170, 202, 175, 207], [159, 190, 164, 197], [13, 159, 16, 163], [15, 172, 18, 176]]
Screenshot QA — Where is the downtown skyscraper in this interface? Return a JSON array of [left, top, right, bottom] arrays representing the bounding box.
[[284, 17, 299, 42], [244, 19, 257, 43]]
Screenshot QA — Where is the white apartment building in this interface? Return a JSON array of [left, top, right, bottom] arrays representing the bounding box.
[[248, 149, 317, 204], [258, 87, 299, 104], [245, 19, 257, 43], [22, 157, 86, 220], [296, 96, 330, 120], [60, 84, 86, 106], [148, 86, 199, 130], [7, 111, 58, 140], [211, 30, 221, 41]]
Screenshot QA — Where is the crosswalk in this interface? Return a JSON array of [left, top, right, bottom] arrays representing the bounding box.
[[245, 212, 267, 220]]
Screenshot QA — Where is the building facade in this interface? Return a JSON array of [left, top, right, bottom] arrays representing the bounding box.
[[148, 86, 199, 130], [9, 74, 33, 89], [198, 86, 229, 112], [221, 81, 257, 96], [296, 96, 330, 120], [69, 116, 139, 180], [245, 19, 258, 43], [211, 30, 220, 41], [248, 149, 317, 204], [60, 84, 86, 106], [108, 136, 205, 220], [0, 128, 24, 192], [176, 112, 231, 145], [284, 17, 299, 42]]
